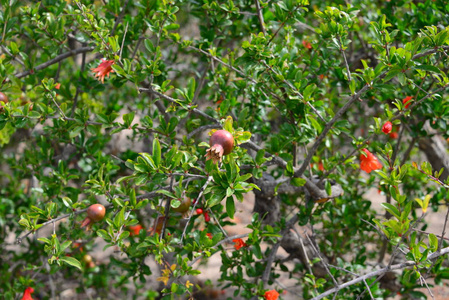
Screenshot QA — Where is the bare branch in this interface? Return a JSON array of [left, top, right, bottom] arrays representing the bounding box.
[[311, 246, 449, 300], [12, 46, 95, 80], [255, 0, 266, 35]]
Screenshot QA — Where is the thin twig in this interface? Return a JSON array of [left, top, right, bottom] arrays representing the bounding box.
[[338, 36, 352, 82], [12, 46, 95, 80], [438, 204, 449, 251], [138, 87, 220, 123], [254, 0, 266, 35], [180, 176, 213, 243], [305, 232, 339, 287], [111, 0, 130, 36], [311, 246, 449, 300], [186, 124, 221, 140], [119, 21, 129, 61]]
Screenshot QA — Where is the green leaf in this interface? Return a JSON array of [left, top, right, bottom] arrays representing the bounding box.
[[59, 256, 82, 270], [226, 197, 235, 219], [114, 207, 126, 228], [123, 111, 135, 127], [429, 233, 438, 251], [226, 187, 234, 198], [380, 203, 400, 219], [291, 177, 306, 187], [224, 116, 233, 132], [157, 189, 176, 198], [61, 197, 73, 208], [413, 64, 442, 74], [129, 189, 136, 207], [153, 138, 161, 167], [255, 150, 265, 165], [97, 229, 110, 240]]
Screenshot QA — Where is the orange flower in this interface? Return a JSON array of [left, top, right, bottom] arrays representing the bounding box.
[[21, 287, 34, 300], [91, 59, 115, 83], [360, 148, 382, 173], [389, 131, 398, 139], [232, 238, 247, 250], [382, 121, 392, 134], [302, 40, 312, 49], [129, 224, 143, 236], [402, 96, 413, 109], [264, 289, 279, 300]]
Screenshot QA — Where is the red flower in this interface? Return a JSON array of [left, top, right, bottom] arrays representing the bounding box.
[[91, 59, 115, 83], [382, 121, 392, 134], [129, 224, 143, 236], [264, 289, 279, 300], [310, 161, 324, 171], [402, 96, 413, 109], [389, 131, 398, 139], [302, 40, 312, 49], [21, 287, 34, 300], [206, 233, 212, 239], [232, 238, 247, 250], [360, 148, 382, 173]]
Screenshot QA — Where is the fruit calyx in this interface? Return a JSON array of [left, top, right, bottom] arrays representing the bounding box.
[[205, 129, 234, 164]]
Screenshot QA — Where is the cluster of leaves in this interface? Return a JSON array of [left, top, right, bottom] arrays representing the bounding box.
[[1, 0, 449, 299]]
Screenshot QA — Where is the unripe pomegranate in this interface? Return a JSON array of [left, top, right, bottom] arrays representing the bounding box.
[[82, 254, 93, 264], [81, 204, 106, 229], [205, 130, 234, 164], [172, 197, 191, 214], [0, 92, 8, 113], [148, 216, 166, 235]]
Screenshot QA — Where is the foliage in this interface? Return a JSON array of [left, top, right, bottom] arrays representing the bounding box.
[[1, 0, 449, 299]]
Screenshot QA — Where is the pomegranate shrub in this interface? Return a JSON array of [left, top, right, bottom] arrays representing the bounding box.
[[2, 1, 449, 299]]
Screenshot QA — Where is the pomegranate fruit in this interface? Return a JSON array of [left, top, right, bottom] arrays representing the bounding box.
[[205, 129, 234, 163], [0, 92, 8, 113], [172, 196, 191, 214], [82, 254, 93, 264], [81, 204, 106, 228], [149, 216, 166, 235]]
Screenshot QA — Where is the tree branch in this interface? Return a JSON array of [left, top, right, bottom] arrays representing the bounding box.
[[311, 246, 449, 300], [12, 46, 95, 80]]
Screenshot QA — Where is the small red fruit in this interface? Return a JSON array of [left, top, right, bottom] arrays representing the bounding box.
[[205, 130, 234, 164], [81, 204, 106, 229], [204, 212, 211, 222], [196, 208, 203, 215], [382, 121, 392, 134]]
